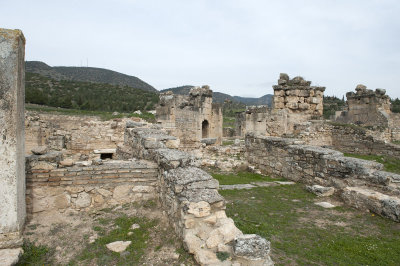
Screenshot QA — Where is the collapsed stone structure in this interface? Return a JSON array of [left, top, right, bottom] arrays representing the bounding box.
[[25, 112, 132, 159], [246, 134, 400, 222], [236, 74, 325, 137], [156, 86, 223, 149], [335, 85, 400, 141], [0, 29, 26, 250]]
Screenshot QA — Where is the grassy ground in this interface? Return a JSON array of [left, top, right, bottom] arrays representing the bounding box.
[[214, 171, 400, 265], [26, 104, 156, 122], [223, 117, 235, 128], [392, 140, 400, 145], [343, 153, 400, 174], [212, 171, 284, 185]]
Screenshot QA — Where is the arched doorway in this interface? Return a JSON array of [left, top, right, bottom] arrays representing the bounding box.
[[202, 120, 209, 138]]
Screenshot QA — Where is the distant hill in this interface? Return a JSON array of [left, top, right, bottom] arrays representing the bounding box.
[[161, 85, 273, 107], [26, 61, 157, 92], [25, 72, 159, 112]]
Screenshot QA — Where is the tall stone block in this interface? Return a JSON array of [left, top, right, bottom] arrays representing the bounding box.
[[0, 28, 26, 248]]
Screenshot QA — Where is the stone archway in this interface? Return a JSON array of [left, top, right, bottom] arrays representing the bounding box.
[[202, 120, 209, 138]]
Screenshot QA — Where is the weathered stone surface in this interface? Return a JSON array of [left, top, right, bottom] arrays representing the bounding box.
[[31, 146, 48, 155], [200, 138, 217, 145], [315, 202, 336, 208], [0, 28, 26, 247], [187, 201, 211, 217], [75, 192, 91, 208], [113, 185, 132, 201], [0, 248, 23, 266], [234, 234, 271, 260], [106, 241, 131, 252], [306, 185, 335, 197]]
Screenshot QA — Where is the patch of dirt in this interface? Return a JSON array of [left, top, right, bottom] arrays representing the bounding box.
[[23, 202, 197, 265]]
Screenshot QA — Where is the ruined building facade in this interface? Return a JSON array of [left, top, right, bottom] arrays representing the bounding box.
[[336, 85, 400, 136], [236, 73, 325, 137], [156, 86, 223, 149]]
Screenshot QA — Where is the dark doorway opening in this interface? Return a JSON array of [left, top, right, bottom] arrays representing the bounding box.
[[202, 120, 209, 138]]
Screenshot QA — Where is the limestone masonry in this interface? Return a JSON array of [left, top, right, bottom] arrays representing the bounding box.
[[0, 28, 26, 249], [156, 86, 223, 149]]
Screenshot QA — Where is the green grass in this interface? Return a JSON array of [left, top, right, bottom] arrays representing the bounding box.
[[344, 153, 400, 174], [392, 140, 400, 145], [222, 140, 234, 146], [26, 104, 155, 122], [223, 117, 236, 128], [212, 171, 284, 185], [70, 215, 157, 265], [17, 241, 54, 265], [220, 184, 400, 265]]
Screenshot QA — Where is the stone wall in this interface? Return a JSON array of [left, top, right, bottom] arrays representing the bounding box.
[[236, 73, 325, 138], [0, 28, 26, 249], [336, 85, 392, 127], [25, 152, 158, 215], [25, 111, 133, 158], [156, 86, 223, 149], [118, 123, 273, 265], [273, 73, 325, 117], [291, 121, 400, 160], [246, 134, 400, 222]]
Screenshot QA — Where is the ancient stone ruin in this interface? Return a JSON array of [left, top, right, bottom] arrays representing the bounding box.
[[335, 85, 400, 141], [236, 73, 325, 137], [0, 29, 26, 252], [156, 86, 223, 149], [1, 26, 400, 265]]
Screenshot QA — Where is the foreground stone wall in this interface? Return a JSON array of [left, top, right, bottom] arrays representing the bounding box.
[[156, 86, 223, 149], [0, 28, 26, 248], [119, 123, 273, 265], [25, 152, 158, 215], [246, 134, 400, 222], [25, 111, 133, 158]]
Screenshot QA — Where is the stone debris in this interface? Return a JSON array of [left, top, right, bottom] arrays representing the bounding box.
[[106, 241, 132, 253], [0, 248, 23, 266], [31, 146, 48, 155], [130, 224, 140, 230], [315, 202, 336, 208], [275, 181, 296, 185], [306, 185, 335, 197], [233, 234, 273, 264], [89, 234, 98, 244], [220, 184, 257, 190]]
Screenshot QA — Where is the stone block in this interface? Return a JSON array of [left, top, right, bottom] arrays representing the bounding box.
[[0, 28, 26, 247]]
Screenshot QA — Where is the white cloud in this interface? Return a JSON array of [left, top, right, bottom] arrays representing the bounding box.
[[1, 0, 399, 98]]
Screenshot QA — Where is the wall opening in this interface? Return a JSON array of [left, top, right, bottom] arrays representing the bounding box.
[[202, 120, 209, 138], [100, 153, 113, 160]]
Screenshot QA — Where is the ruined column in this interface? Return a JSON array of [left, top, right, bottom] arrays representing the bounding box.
[[0, 28, 26, 248]]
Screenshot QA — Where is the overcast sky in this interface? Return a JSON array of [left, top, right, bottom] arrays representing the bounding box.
[[2, 0, 400, 98]]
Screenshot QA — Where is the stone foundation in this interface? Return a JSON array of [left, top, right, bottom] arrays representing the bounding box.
[[118, 123, 273, 265], [25, 153, 158, 215], [246, 134, 400, 222]]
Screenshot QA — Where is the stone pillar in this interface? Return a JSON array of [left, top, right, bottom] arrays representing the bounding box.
[[0, 28, 26, 248]]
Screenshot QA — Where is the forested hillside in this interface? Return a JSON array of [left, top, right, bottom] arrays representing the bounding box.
[[26, 61, 157, 92], [25, 72, 159, 112]]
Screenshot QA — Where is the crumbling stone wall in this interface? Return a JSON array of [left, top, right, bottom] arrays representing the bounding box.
[[156, 86, 223, 149], [25, 111, 132, 158], [118, 123, 273, 265], [291, 121, 400, 160], [0, 28, 26, 249], [25, 152, 158, 215], [336, 85, 391, 127], [246, 134, 400, 222], [273, 73, 325, 117], [236, 74, 325, 138]]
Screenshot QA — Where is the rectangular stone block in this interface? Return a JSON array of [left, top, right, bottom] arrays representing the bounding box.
[[0, 28, 26, 248]]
